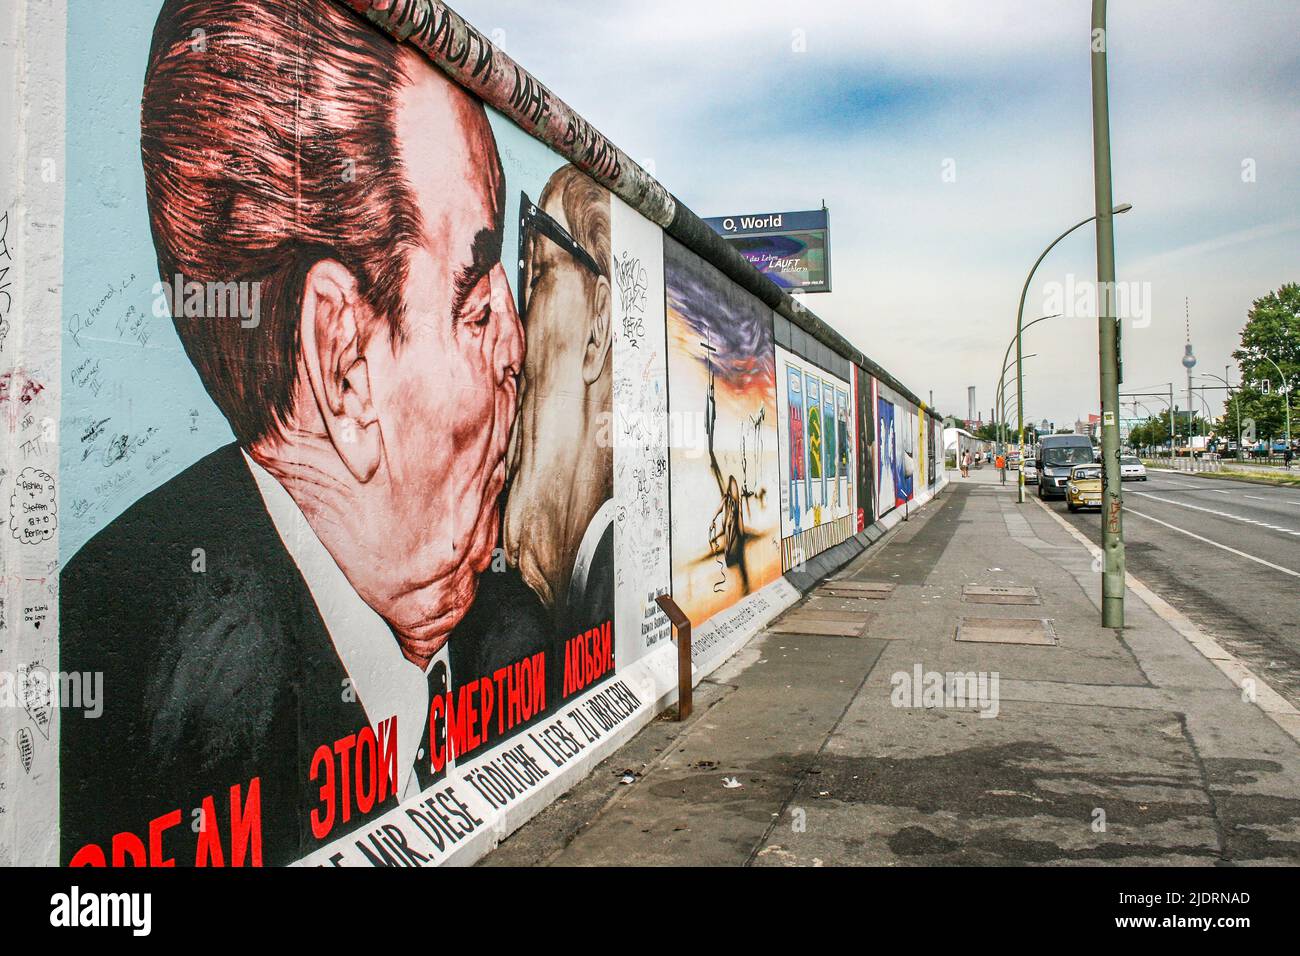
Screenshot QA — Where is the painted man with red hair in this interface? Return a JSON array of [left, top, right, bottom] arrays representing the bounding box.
[[60, 0, 553, 866]]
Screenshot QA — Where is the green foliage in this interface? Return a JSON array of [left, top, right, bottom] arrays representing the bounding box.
[[1231, 282, 1299, 439]]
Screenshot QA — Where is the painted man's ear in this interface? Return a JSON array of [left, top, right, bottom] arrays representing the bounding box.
[[582, 275, 613, 386], [299, 259, 382, 483]]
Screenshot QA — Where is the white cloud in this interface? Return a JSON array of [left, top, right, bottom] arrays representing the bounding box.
[[456, 0, 1300, 425]]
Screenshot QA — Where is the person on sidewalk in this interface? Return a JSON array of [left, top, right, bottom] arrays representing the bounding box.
[[1286, 446, 1294, 470]]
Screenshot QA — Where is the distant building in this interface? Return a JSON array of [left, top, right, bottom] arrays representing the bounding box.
[[1074, 414, 1101, 439]]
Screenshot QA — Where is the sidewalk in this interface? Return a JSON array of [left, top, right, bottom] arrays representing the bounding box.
[[482, 466, 1300, 866]]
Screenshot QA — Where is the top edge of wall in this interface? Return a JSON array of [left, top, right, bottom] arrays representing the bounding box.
[[338, 0, 941, 420]]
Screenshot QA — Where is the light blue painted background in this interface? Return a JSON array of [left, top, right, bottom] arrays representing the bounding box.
[[60, 0, 562, 561]]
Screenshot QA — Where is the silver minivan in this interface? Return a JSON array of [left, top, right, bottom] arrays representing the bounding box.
[[1036, 434, 1096, 499]]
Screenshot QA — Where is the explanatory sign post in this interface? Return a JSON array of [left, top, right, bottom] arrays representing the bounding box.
[[703, 208, 832, 293]]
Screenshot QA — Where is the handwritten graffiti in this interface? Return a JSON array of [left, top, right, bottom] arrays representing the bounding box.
[[9, 467, 56, 545], [17, 727, 34, 775], [614, 251, 648, 331], [0, 209, 12, 351]]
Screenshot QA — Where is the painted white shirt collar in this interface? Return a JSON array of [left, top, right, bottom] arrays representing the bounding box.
[[241, 450, 447, 800], [569, 497, 615, 609]]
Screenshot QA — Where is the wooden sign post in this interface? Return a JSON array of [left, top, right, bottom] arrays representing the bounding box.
[[654, 594, 693, 720]]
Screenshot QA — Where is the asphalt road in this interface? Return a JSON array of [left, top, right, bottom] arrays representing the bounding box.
[[1050, 469, 1300, 708]]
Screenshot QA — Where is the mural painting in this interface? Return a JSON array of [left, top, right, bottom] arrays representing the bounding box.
[[665, 238, 780, 626]]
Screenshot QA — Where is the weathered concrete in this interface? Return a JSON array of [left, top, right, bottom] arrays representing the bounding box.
[[481, 467, 1300, 865]]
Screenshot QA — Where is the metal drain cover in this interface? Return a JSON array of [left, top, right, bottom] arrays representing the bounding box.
[[962, 585, 1040, 606], [955, 617, 1058, 646]]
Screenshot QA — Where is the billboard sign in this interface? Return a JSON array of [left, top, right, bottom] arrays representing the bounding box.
[[702, 209, 831, 293]]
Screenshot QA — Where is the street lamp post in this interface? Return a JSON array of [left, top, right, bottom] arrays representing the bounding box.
[[1196, 371, 1237, 457], [1090, 0, 1125, 628], [1125, 399, 1153, 454], [1013, 216, 1130, 505], [1259, 355, 1293, 461], [996, 315, 1059, 457], [1122, 387, 1177, 460]]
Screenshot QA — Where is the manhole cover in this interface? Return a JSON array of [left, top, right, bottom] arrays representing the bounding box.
[[955, 617, 1058, 646], [768, 619, 866, 637], [962, 585, 1040, 606], [823, 580, 895, 594]]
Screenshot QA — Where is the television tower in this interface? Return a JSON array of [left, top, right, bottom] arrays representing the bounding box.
[[1181, 298, 1197, 445]]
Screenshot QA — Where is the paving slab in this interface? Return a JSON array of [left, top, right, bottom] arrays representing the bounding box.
[[482, 477, 1300, 867]]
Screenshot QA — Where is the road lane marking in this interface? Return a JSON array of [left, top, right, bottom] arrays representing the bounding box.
[[1125, 508, 1300, 578], [1242, 494, 1300, 506], [1131, 491, 1300, 536]]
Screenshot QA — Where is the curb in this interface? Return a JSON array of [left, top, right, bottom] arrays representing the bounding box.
[[1146, 466, 1300, 488], [1028, 495, 1300, 745]]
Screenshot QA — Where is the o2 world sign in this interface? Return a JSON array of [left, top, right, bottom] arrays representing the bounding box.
[[703, 209, 832, 293]]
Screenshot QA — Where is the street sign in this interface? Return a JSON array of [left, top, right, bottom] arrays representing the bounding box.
[[702, 208, 832, 292]]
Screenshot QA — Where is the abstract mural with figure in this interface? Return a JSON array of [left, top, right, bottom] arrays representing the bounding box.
[[875, 379, 918, 515], [776, 346, 855, 570], [927, 411, 938, 486], [52, 0, 656, 867], [877, 395, 898, 515], [898, 405, 917, 503], [665, 237, 780, 626], [785, 367, 806, 534]]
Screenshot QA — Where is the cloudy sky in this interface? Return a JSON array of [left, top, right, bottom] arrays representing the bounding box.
[[453, 0, 1299, 427]]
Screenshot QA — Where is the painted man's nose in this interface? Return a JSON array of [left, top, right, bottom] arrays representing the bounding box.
[[493, 264, 524, 384]]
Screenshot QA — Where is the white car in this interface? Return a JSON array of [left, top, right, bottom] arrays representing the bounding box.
[[1022, 460, 1038, 484], [1120, 456, 1147, 481]]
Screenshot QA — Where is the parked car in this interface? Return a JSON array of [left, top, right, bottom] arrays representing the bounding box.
[[1022, 459, 1039, 485], [1036, 434, 1095, 499], [1119, 456, 1147, 481], [1007, 452, 1021, 470], [1066, 464, 1103, 512]]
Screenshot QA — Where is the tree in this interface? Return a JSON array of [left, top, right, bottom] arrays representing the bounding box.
[[1128, 415, 1170, 452], [1232, 282, 1300, 446]]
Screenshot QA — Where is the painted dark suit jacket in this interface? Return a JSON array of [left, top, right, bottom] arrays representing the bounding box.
[[59, 442, 557, 866]]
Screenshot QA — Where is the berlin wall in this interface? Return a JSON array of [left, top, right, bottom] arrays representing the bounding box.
[[0, 0, 947, 867]]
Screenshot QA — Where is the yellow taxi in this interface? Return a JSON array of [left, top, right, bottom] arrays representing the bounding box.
[[1066, 463, 1103, 512]]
